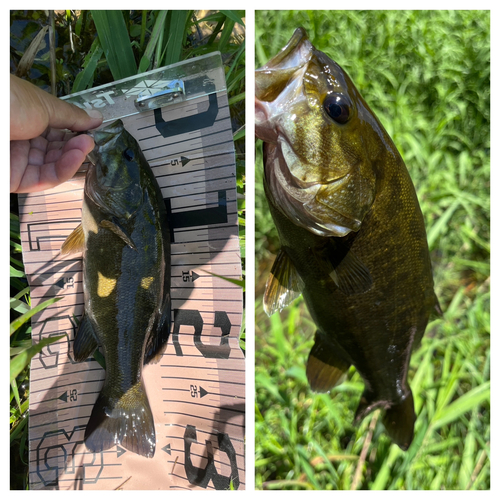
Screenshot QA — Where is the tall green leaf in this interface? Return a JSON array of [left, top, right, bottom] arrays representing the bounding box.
[[138, 10, 168, 73], [72, 37, 103, 92], [10, 335, 64, 382], [91, 10, 137, 80], [430, 381, 490, 431], [163, 10, 188, 66], [10, 297, 62, 336], [220, 10, 245, 26], [219, 18, 235, 52]]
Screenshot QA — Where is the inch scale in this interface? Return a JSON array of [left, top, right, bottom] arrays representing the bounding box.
[[18, 53, 245, 490]]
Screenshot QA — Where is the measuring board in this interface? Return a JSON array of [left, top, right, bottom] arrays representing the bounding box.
[[18, 53, 245, 490]]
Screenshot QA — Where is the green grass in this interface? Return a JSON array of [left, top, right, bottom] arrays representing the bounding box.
[[10, 10, 245, 490], [255, 10, 490, 490]]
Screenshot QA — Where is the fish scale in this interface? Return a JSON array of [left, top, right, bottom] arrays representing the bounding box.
[[257, 28, 440, 450], [61, 119, 171, 458]]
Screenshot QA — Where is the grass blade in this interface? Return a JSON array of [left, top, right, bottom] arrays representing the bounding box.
[[219, 18, 235, 52], [162, 10, 188, 66], [200, 269, 244, 289], [10, 335, 64, 382], [427, 199, 460, 249], [220, 10, 245, 26], [91, 10, 136, 80], [72, 37, 103, 92], [138, 10, 168, 73], [10, 297, 62, 336], [430, 381, 490, 431]]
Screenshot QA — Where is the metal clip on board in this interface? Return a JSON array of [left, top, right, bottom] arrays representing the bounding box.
[[134, 79, 186, 111]]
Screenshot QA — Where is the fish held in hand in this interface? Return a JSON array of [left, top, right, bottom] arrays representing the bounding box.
[[62, 119, 171, 458], [256, 28, 440, 450]]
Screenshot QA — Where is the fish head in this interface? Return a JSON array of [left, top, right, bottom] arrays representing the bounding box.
[[256, 28, 387, 237], [86, 120, 144, 219]]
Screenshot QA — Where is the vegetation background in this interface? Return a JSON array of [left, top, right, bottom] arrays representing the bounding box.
[[10, 10, 245, 489], [255, 10, 490, 490]]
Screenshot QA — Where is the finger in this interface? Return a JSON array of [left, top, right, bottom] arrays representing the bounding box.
[[10, 75, 104, 141], [43, 128, 68, 142], [44, 98, 103, 133], [45, 134, 95, 163], [11, 134, 96, 193], [10, 140, 30, 192], [53, 149, 88, 184], [45, 147, 64, 164], [37, 135, 95, 187], [63, 133, 96, 156], [28, 144, 48, 167], [14, 149, 87, 193], [29, 135, 50, 153]]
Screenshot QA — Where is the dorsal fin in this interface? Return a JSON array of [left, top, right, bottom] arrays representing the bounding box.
[[431, 292, 443, 318], [263, 248, 303, 316]]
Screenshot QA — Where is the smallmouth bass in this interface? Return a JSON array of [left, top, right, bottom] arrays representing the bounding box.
[[256, 28, 440, 450], [62, 119, 171, 458]]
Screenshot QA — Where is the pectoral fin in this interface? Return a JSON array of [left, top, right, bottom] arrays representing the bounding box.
[[326, 242, 372, 295], [73, 314, 99, 362], [306, 331, 350, 392], [263, 248, 304, 316], [100, 219, 137, 250], [144, 293, 171, 364], [61, 223, 85, 255]]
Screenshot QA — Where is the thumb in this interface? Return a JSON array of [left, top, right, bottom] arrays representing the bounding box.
[[10, 75, 103, 140], [44, 97, 103, 133]]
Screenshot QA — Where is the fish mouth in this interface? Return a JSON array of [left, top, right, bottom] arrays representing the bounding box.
[[255, 27, 313, 103], [256, 29, 313, 143], [258, 29, 374, 238], [86, 119, 125, 165], [92, 119, 125, 148], [261, 27, 311, 69]]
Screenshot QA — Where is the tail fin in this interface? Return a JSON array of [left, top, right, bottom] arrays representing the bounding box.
[[382, 392, 416, 451], [355, 389, 416, 451], [84, 380, 155, 458]]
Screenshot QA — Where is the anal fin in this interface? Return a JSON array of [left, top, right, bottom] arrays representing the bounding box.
[[306, 331, 350, 392], [263, 248, 303, 316], [73, 314, 99, 362]]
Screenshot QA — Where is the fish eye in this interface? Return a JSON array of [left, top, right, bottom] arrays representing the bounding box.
[[123, 149, 135, 161], [323, 94, 351, 124]]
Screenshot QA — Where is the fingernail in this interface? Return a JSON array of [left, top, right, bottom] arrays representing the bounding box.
[[85, 109, 103, 120]]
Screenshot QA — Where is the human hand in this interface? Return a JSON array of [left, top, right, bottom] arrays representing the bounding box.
[[10, 74, 103, 193]]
